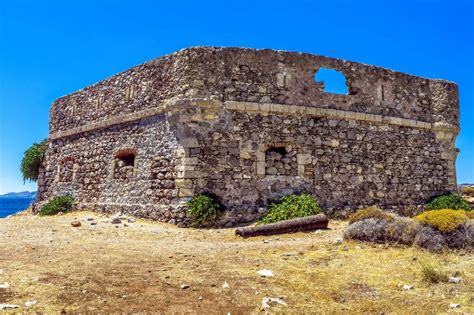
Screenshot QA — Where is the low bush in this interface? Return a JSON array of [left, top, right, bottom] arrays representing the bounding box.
[[419, 261, 448, 284], [345, 216, 417, 245], [187, 193, 221, 227], [444, 223, 474, 250], [349, 206, 394, 224], [425, 193, 471, 211], [258, 193, 323, 225], [386, 216, 418, 245], [20, 139, 47, 183], [414, 209, 469, 232], [39, 196, 74, 216], [345, 211, 473, 252], [344, 218, 389, 243], [413, 224, 447, 252]]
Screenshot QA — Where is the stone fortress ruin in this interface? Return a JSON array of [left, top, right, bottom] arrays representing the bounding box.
[[35, 47, 460, 226]]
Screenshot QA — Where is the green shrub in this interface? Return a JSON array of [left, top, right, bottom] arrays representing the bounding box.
[[258, 193, 323, 225], [187, 193, 221, 226], [20, 139, 47, 182], [414, 209, 468, 232], [426, 193, 471, 211], [349, 206, 394, 224], [39, 195, 74, 216], [419, 261, 448, 284]]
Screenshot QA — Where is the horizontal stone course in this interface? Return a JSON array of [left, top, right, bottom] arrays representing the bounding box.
[[50, 99, 458, 140]]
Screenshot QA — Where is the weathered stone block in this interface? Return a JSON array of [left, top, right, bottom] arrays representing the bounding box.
[[178, 188, 194, 197], [256, 161, 266, 176], [175, 179, 193, 189], [297, 153, 312, 165], [240, 150, 252, 160], [180, 138, 200, 148]]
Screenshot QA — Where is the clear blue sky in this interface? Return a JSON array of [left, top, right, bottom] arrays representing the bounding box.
[[0, 0, 473, 194]]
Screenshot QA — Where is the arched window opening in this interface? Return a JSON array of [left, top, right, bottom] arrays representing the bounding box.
[[314, 68, 348, 95]]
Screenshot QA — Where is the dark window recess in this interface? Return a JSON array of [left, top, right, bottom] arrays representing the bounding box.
[[265, 145, 298, 176], [268, 146, 287, 156], [119, 154, 135, 167], [114, 149, 136, 180]]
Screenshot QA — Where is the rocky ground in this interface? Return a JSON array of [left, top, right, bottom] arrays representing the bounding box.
[[0, 211, 473, 313]]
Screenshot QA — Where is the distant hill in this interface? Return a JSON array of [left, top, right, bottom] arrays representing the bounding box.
[[0, 191, 37, 200]]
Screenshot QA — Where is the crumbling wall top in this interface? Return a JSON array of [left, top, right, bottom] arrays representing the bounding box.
[[49, 46, 460, 134]]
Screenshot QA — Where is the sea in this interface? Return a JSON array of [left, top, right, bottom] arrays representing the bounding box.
[[0, 198, 34, 218]]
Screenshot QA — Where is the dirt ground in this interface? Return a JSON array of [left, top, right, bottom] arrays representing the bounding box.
[[0, 211, 473, 314]]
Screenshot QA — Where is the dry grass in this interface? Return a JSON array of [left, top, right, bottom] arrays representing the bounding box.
[[461, 186, 474, 197], [419, 260, 449, 284], [0, 211, 473, 313], [348, 206, 394, 224]]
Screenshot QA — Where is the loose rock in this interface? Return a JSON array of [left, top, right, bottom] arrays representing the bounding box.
[[0, 304, 20, 310], [448, 277, 461, 284], [0, 282, 10, 289], [111, 218, 121, 224], [181, 284, 190, 289], [71, 220, 81, 227], [261, 297, 287, 310], [257, 269, 274, 277], [25, 300, 37, 307]]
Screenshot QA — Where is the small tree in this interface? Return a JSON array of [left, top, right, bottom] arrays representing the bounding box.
[[21, 139, 47, 182]]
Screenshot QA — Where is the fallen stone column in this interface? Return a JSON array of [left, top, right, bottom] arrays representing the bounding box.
[[235, 214, 328, 238]]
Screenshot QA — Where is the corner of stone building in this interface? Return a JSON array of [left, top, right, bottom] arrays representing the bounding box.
[[167, 98, 223, 171], [429, 79, 461, 191], [429, 79, 460, 126]]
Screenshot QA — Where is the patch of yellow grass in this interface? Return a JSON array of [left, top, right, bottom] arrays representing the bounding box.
[[414, 209, 469, 232], [215, 243, 474, 313], [349, 206, 394, 224]]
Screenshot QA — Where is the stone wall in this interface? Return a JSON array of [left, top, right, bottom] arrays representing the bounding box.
[[37, 115, 189, 225], [166, 98, 457, 223], [36, 47, 461, 225]]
